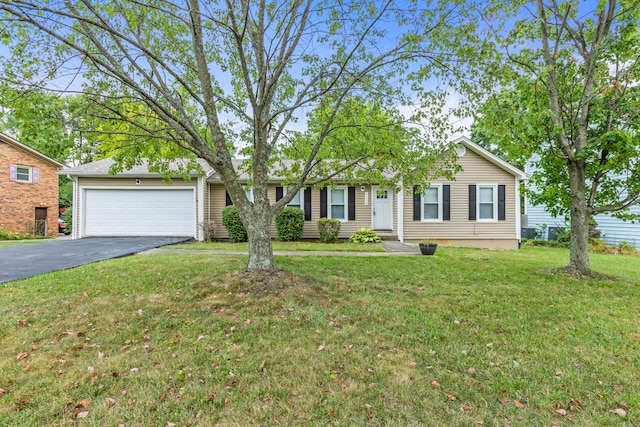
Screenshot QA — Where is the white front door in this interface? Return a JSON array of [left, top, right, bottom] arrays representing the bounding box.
[[372, 186, 393, 230]]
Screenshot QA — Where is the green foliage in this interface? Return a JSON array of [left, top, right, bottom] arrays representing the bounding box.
[[198, 220, 216, 243], [221, 206, 247, 242], [0, 229, 46, 240], [274, 207, 304, 242], [349, 228, 382, 244], [60, 208, 73, 234], [317, 218, 341, 243]]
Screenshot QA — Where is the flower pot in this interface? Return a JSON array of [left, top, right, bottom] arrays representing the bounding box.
[[419, 243, 437, 255]]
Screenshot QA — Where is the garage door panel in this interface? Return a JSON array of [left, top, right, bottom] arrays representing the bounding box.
[[84, 189, 195, 237]]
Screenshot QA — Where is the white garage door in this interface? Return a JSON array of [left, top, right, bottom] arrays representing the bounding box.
[[84, 188, 196, 237]]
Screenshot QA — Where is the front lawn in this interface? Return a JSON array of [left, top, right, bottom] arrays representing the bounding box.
[[0, 247, 638, 426]]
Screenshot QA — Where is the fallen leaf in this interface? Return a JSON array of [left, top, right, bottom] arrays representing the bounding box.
[[274, 418, 280, 425], [460, 404, 470, 411], [22, 365, 30, 371], [105, 397, 116, 406], [610, 407, 627, 417], [83, 291, 89, 297], [448, 395, 457, 401], [486, 342, 494, 348], [428, 349, 436, 355], [431, 381, 440, 387], [514, 400, 525, 408], [408, 362, 417, 367], [317, 345, 325, 352], [75, 400, 89, 409], [613, 384, 623, 392], [556, 408, 567, 416], [16, 352, 28, 360], [167, 423, 177, 427], [76, 411, 89, 419], [467, 368, 476, 374]]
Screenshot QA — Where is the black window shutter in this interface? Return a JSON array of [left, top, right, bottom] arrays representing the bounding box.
[[413, 186, 421, 221], [348, 187, 356, 221], [498, 184, 506, 221], [443, 184, 451, 221], [304, 187, 312, 221], [225, 191, 232, 206], [275, 186, 283, 201], [468, 185, 476, 220], [320, 188, 327, 218]]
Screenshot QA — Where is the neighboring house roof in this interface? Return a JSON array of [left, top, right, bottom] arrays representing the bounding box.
[[61, 157, 214, 178], [0, 132, 65, 169], [453, 136, 526, 180]]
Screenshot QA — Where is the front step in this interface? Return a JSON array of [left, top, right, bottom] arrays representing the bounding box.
[[376, 231, 398, 241]]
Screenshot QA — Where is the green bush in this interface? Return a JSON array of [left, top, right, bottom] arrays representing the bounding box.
[[221, 206, 248, 242], [275, 207, 304, 242], [61, 208, 73, 234], [317, 218, 341, 243], [0, 229, 44, 240], [349, 228, 382, 243], [198, 220, 216, 242]]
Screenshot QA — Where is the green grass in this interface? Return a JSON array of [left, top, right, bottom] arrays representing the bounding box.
[[0, 246, 638, 426], [170, 240, 389, 252], [0, 241, 41, 247]]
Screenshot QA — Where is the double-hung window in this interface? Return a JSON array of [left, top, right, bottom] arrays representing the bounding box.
[[287, 189, 303, 209], [477, 184, 497, 221], [422, 185, 442, 221], [16, 166, 31, 182], [329, 187, 347, 221]]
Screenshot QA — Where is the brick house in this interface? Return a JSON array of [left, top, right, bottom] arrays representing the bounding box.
[[0, 132, 65, 236]]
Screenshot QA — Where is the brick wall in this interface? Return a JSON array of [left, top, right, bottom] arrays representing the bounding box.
[[0, 142, 60, 236]]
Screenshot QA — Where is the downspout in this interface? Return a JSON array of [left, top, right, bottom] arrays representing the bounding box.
[[397, 184, 404, 243], [69, 175, 78, 240], [515, 177, 522, 247], [197, 176, 205, 241]]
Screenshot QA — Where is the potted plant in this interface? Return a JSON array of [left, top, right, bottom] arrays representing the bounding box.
[[419, 240, 438, 255]]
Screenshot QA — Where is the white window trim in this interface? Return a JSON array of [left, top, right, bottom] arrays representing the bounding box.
[[421, 184, 443, 222], [477, 184, 498, 222], [16, 165, 32, 183], [245, 187, 253, 202], [328, 186, 348, 221], [286, 188, 304, 210]]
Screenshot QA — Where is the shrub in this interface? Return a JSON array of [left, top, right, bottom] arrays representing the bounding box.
[[221, 206, 248, 242], [198, 220, 216, 242], [61, 208, 73, 234], [0, 229, 43, 240], [349, 228, 382, 243], [317, 218, 341, 243], [275, 207, 304, 242]]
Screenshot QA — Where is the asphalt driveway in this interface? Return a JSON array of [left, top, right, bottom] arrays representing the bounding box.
[[0, 237, 192, 284]]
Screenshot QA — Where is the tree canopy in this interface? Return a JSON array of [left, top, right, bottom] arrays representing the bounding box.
[[0, 0, 472, 272], [465, 0, 640, 273]]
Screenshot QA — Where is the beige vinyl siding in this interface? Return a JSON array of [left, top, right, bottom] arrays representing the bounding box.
[[403, 149, 519, 249], [208, 183, 376, 240]]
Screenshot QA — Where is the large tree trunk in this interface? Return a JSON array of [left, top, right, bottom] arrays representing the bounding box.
[[244, 200, 277, 272], [567, 159, 590, 272]]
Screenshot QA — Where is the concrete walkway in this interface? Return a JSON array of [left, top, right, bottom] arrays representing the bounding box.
[[143, 241, 420, 257]]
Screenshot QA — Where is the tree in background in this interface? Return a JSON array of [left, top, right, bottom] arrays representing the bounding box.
[[0, 0, 471, 273], [468, 0, 640, 274]]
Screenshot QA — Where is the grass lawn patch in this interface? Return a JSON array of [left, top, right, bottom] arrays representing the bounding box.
[[170, 240, 389, 252], [0, 246, 638, 426], [0, 241, 42, 247]]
